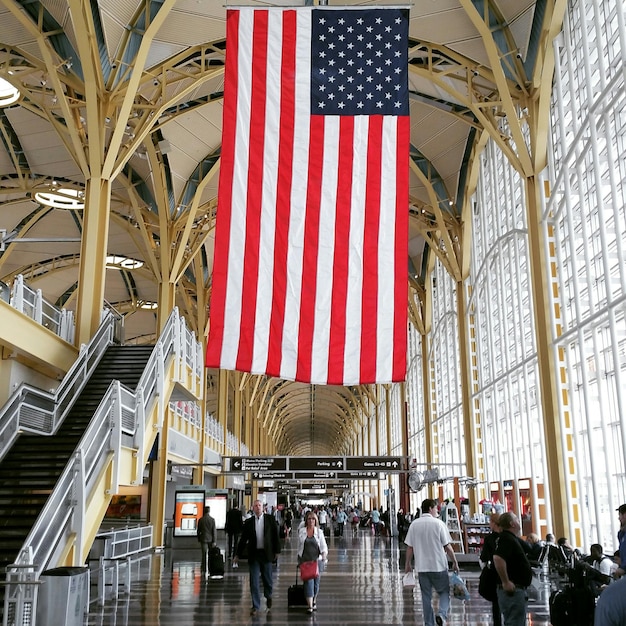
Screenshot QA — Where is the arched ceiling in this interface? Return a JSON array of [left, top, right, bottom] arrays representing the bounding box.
[[0, 0, 553, 455]]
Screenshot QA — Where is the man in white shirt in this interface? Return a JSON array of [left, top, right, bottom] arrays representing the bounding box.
[[404, 498, 459, 626]]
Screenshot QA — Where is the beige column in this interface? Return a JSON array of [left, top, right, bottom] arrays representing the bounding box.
[[525, 176, 571, 541], [75, 178, 111, 346]]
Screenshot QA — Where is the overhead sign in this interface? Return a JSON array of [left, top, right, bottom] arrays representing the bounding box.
[[229, 457, 287, 472], [289, 457, 344, 471], [294, 471, 337, 480], [344, 456, 402, 471], [250, 471, 293, 480], [338, 471, 379, 479]]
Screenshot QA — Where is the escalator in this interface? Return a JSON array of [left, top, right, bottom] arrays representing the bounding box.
[[0, 344, 154, 574]]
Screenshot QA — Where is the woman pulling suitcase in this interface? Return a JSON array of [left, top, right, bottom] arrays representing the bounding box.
[[297, 512, 329, 614]]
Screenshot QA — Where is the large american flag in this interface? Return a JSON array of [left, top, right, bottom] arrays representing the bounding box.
[[206, 6, 409, 385]]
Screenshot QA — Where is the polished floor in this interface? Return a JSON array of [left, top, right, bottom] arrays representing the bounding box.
[[86, 528, 554, 625]]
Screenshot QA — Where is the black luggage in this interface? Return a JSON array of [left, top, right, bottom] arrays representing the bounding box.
[[334, 527, 341, 537], [288, 567, 307, 609], [209, 546, 225, 577]]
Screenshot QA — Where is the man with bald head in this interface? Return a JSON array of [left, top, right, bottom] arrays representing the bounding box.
[[493, 512, 533, 626]]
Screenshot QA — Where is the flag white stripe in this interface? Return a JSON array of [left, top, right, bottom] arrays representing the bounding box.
[[310, 116, 340, 384], [251, 11, 283, 374], [377, 116, 400, 381], [343, 117, 369, 384], [280, 10, 311, 381], [220, 12, 255, 369]]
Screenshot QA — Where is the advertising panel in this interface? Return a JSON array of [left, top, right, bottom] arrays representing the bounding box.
[[173, 491, 205, 537]]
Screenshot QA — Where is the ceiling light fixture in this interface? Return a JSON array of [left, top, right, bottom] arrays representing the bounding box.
[[0, 76, 20, 107], [106, 255, 144, 270], [138, 300, 158, 310], [34, 187, 85, 209]]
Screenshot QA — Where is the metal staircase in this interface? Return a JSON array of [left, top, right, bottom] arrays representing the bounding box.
[[0, 307, 203, 626], [0, 345, 153, 572]]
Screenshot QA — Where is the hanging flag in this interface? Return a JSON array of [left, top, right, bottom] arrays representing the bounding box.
[[206, 6, 409, 385]]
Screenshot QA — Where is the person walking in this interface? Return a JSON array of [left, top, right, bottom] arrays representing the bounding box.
[[336, 507, 348, 536], [225, 504, 243, 560], [297, 511, 329, 614], [479, 512, 502, 626], [595, 575, 626, 625], [233, 499, 281, 615], [615, 503, 626, 579], [404, 498, 459, 626], [197, 506, 216, 576], [493, 512, 533, 626]]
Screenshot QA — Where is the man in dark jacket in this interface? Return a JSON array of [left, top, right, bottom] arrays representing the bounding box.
[[493, 512, 533, 626], [234, 499, 281, 615], [225, 504, 244, 559], [197, 506, 216, 574]]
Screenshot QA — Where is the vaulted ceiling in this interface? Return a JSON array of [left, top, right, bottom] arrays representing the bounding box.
[[0, 0, 556, 455]]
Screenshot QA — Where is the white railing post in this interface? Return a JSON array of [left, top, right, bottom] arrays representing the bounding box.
[[134, 387, 146, 483], [34, 289, 43, 325], [173, 313, 182, 383], [156, 344, 165, 428], [73, 451, 86, 565], [12, 274, 24, 312], [110, 382, 122, 493]]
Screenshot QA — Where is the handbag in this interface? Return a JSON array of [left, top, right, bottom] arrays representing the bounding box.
[[478, 562, 499, 602], [299, 560, 319, 581], [402, 571, 416, 588]]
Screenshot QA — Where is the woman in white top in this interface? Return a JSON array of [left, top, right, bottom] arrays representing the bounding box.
[[297, 511, 329, 613]]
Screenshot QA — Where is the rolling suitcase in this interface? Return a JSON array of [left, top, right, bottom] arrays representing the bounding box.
[[288, 567, 307, 609], [209, 546, 225, 578]]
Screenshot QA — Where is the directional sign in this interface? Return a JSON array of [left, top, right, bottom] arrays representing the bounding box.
[[250, 471, 293, 481], [338, 471, 379, 479], [229, 457, 287, 472], [288, 457, 344, 471], [294, 471, 336, 480], [344, 456, 403, 471], [325, 482, 350, 490]]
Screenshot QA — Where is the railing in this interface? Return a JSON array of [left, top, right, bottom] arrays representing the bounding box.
[[2, 307, 202, 626], [0, 309, 122, 463], [9, 275, 75, 343]]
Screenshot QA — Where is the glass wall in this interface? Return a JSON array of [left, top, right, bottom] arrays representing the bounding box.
[[401, 0, 626, 550], [547, 0, 626, 549]]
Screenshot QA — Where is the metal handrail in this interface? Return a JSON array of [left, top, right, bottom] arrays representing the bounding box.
[[0, 309, 122, 463], [2, 307, 202, 626]]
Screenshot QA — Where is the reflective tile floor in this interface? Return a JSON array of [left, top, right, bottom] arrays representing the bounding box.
[[87, 530, 553, 625]]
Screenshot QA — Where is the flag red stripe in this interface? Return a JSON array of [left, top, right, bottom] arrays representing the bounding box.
[[327, 117, 354, 384], [393, 116, 410, 380], [235, 11, 269, 371], [205, 10, 239, 367], [296, 115, 325, 382], [360, 116, 384, 383], [266, 11, 297, 377]]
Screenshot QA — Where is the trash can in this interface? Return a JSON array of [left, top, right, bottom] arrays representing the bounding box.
[[36, 566, 89, 626]]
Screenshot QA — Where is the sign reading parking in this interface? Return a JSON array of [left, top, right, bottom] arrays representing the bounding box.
[[289, 457, 344, 471], [344, 456, 402, 471]]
